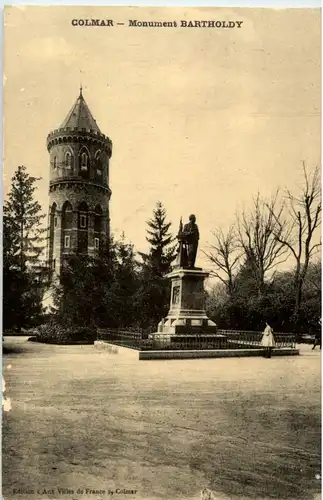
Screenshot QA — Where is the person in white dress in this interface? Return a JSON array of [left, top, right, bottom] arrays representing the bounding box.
[[261, 322, 275, 358], [312, 317, 321, 351]]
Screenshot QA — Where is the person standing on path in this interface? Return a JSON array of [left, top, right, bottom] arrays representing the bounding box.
[[312, 318, 321, 351], [261, 322, 275, 358]]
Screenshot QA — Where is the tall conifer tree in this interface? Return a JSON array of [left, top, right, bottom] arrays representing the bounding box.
[[3, 165, 46, 329], [136, 202, 177, 330], [4, 165, 46, 271], [139, 201, 177, 276]]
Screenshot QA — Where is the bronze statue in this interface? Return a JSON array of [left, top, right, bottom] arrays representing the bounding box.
[[176, 214, 199, 268]]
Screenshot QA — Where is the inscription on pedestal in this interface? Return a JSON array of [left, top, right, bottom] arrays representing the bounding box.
[[152, 267, 217, 337], [181, 275, 204, 310], [172, 285, 180, 305]]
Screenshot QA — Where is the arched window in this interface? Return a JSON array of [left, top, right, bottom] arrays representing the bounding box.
[[79, 149, 90, 178], [78, 202, 88, 253], [53, 156, 57, 169], [50, 202, 57, 213], [78, 202, 88, 229], [49, 203, 57, 266], [62, 201, 73, 254], [50, 203, 57, 228], [81, 152, 88, 170], [94, 205, 103, 251], [65, 152, 73, 169], [94, 205, 103, 232], [95, 151, 102, 177], [62, 201, 73, 229]]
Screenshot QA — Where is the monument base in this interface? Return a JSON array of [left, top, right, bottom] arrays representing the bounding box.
[[149, 267, 223, 345]]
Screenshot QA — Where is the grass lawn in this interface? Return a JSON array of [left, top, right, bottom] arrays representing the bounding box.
[[2, 337, 321, 500]]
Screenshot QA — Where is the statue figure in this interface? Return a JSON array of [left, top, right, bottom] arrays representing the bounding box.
[[175, 218, 188, 268], [177, 214, 199, 268]]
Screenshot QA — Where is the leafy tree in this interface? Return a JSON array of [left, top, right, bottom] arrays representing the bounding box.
[[54, 253, 105, 327], [105, 235, 140, 327], [206, 262, 321, 333], [3, 165, 46, 330], [133, 266, 171, 331], [54, 235, 140, 329]]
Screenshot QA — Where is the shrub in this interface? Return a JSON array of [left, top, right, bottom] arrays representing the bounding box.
[[30, 321, 97, 345], [68, 326, 97, 343]]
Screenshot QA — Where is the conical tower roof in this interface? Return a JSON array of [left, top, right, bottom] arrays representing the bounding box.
[[60, 88, 101, 133]]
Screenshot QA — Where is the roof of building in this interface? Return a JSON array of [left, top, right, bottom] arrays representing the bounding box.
[[59, 88, 101, 133]]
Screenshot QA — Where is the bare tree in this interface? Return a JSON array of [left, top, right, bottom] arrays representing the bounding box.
[[269, 163, 321, 324], [204, 224, 242, 297], [237, 192, 289, 295]]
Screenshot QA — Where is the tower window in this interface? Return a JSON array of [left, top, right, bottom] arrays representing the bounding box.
[[80, 214, 87, 228], [95, 151, 102, 177], [53, 157, 57, 169], [64, 235, 70, 248], [94, 237, 100, 249], [94, 205, 103, 232], [80, 152, 88, 170], [52, 259, 56, 270], [65, 152, 72, 169], [78, 202, 89, 253], [54, 217, 58, 227]]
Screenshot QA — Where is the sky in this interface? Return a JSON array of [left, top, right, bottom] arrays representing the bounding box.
[[3, 6, 321, 270]]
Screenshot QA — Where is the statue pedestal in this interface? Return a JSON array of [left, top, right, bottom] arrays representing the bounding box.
[[150, 267, 223, 347]]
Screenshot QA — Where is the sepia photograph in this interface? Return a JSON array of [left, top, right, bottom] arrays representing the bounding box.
[[2, 5, 321, 500]]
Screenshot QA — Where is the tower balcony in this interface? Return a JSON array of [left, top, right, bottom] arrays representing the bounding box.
[[47, 128, 112, 156], [49, 176, 112, 196]]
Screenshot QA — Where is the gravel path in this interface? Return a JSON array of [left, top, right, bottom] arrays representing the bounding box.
[[2, 337, 321, 500]]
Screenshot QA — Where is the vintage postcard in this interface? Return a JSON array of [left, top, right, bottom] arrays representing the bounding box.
[[2, 5, 321, 500]]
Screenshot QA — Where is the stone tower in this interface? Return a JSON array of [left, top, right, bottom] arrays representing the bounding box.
[[46, 89, 112, 276]]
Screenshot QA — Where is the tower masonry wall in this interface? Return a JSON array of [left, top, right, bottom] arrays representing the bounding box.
[[49, 141, 110, 187], [49, 183, 110, 263], [49, 182, 110, 212]]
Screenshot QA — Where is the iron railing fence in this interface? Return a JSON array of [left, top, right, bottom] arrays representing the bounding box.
[[96, 328, 143, 348], [145, 334, 228, 351], [217, 330, 296, 349], [97, 328, 297, 350]]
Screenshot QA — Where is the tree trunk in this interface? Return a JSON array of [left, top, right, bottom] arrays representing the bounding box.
[[292, 277, 304, 329]]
